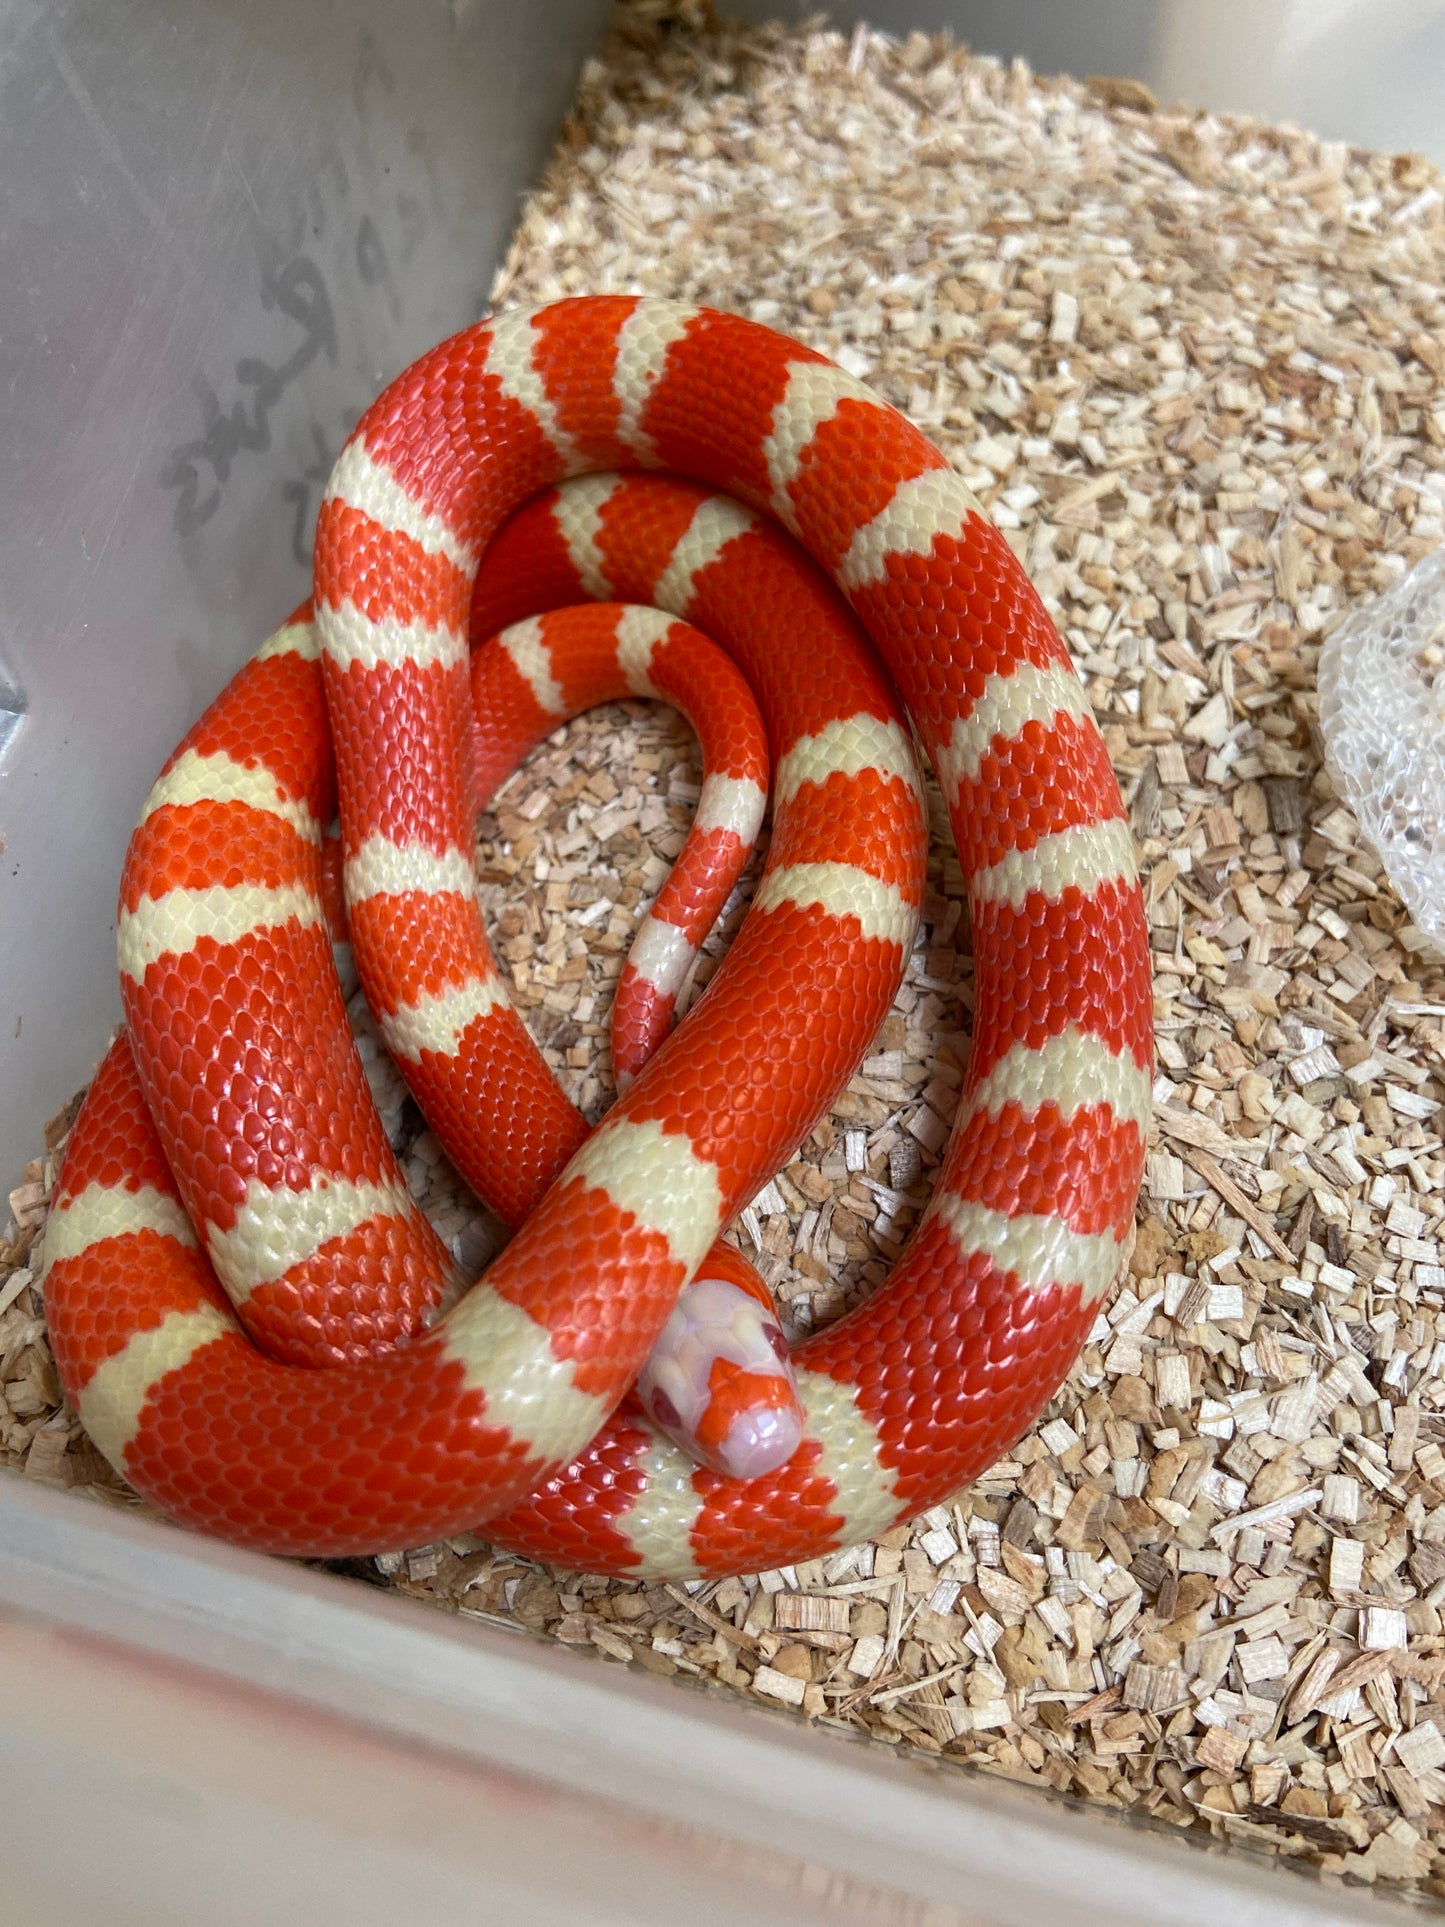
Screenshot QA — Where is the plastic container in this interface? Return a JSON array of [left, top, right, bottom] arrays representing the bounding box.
[[0, 6, 1426, 1921], [1318, 548, 1445, 945]]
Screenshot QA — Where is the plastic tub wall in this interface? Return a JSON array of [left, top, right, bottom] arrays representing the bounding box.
[[0, 0, 610, 1186], [1, 1480, 1425, 1925], [729, 0, 1445, 166]]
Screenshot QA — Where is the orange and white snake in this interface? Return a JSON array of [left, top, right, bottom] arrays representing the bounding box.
[[43, 296, 1152, 1578]]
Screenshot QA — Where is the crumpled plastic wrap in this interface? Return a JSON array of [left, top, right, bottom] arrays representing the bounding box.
[[1318, 547, 1445, 943]]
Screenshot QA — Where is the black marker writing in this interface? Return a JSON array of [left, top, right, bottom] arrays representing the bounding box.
[[282, 422, 338, 570], [161, 254, 338, 537]]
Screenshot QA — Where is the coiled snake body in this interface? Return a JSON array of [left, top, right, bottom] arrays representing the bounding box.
[[44, 297, 1152, 1578]]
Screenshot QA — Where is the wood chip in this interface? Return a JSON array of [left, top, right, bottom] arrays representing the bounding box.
[[1123, 1659, 1185, 1711], [1185, 1151, 1294, 1263], [1197, 1726, 1249, 1774], [753, 1664, 808, 1707], [773, 1592, 850, 1634], [1395, 1724, 1445, 1775], [1362, 1608, 1410, 1652]]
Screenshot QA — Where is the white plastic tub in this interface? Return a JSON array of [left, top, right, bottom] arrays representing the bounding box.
[[0, 6, 1428, 1920]]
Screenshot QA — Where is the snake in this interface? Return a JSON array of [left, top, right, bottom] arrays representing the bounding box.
[[42, 296, 1152, 1579]]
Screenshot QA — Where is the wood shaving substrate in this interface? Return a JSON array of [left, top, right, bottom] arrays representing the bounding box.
[[10, 1, 1445, 1899]]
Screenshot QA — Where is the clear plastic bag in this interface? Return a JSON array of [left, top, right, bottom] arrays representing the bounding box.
[[1317, 548, 1445, 942]]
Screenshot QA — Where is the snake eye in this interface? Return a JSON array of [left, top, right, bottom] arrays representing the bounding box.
[[647, 1385, 682, 1431]]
